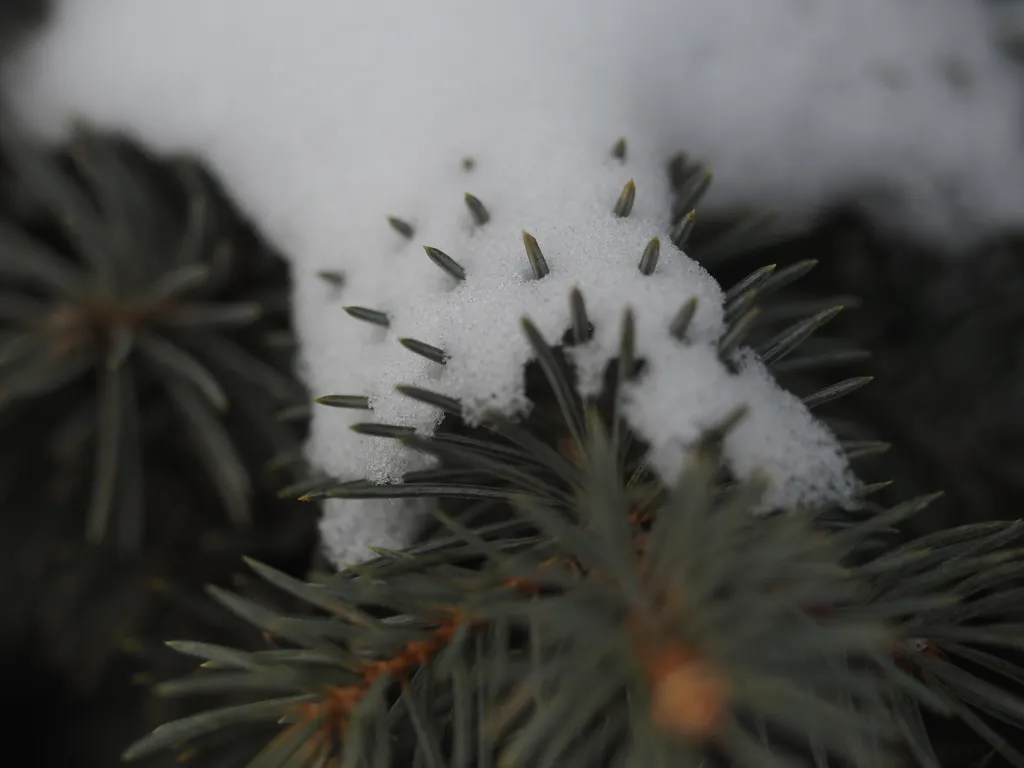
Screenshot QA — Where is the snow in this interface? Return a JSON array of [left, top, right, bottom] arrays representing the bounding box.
[[304, 127, 858, 564], [4, 0, 1024, 252], [2, 0, 1016, 563]]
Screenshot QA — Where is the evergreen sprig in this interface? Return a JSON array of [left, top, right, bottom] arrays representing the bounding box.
[[0, 121, 307, 551], [124, 301, 1024, 767], [122, 143, 1023, 766]]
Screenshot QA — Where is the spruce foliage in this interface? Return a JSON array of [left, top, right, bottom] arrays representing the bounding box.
[[122, 152, 1024, 767], [0, 122, 309, 551], [124, 303, 1024, 767], [0, 121, 320, 766]]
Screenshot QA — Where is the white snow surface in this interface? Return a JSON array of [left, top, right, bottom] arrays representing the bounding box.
[[299, 126, 859, 565], [5, 0, 1018, 562], [4, 0, 1024, 251]]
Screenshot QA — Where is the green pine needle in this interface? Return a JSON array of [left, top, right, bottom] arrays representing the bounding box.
[[464, 193, 491, 226], [522, 232, 550, 280], [613, 178, 636, 218]]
